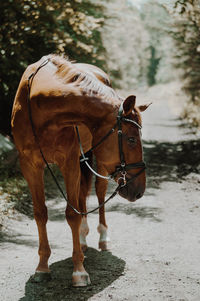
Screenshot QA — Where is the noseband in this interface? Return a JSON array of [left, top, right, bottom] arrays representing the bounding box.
[[76, 102, 146, 188]]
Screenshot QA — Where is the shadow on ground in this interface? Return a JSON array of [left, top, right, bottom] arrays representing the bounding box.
[[19, 247, 125, 301], [0, 231, 37, 247], [106, 203, 162, 222], [143, 139, 200, 189]]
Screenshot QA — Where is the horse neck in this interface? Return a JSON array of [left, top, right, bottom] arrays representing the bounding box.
[[79, 97, 119, 130], [54, 93, 120, 134], [61, 95, 120, 149]]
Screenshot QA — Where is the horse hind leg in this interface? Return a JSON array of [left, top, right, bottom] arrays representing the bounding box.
[[79, 183, 89, 253], [79, 215, 89, 252], [19, 156, 51, 282], [95, 164, 110, 251], [60, 155, 91, 287], [79, 151, 93, 252]]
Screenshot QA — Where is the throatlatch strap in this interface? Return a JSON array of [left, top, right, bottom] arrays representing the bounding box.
[[76, 126, 111, 180], [117, 103, 126, 169]]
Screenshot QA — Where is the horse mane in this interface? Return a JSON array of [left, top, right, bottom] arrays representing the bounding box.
[[49, 54, 121, 103]]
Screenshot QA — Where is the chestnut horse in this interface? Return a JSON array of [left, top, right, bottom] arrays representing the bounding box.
[[11, 54, 149, 286]]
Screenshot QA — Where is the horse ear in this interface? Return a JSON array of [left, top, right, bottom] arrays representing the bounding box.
[[138, 102, 152, 112], [123, 95, 136, 115]]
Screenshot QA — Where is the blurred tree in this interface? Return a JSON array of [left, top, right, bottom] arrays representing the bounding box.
[[99, 0, 150, 89], [147, 46, 161, 86], [140, 0, 174, 86], [0, 0, 106, 137], [172, 0, 200, 103]]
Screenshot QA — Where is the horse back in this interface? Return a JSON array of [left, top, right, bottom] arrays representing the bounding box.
[[11, 55, 110, 164]]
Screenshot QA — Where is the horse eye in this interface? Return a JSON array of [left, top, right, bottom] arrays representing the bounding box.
[[128, 137, 136, 145]]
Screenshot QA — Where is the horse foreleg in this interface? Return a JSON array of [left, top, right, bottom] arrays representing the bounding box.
[[77, 185, 89, 253], [95, 164, 110, 251], [20, 157, 51, 281], [79, 216, 89, 252], [61, 161, 90, 287], [79, 162, 93, 252]]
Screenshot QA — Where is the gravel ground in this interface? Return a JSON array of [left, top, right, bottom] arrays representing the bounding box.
[[0, 84, 200, 301]]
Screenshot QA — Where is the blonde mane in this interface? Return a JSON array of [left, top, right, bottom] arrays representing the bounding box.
[[49, 54, 121, 102]]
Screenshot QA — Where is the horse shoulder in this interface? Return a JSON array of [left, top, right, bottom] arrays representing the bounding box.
[[78, 125, 92, 153]]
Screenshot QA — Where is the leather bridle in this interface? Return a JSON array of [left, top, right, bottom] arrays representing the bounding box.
[[76, 101, 146, 188]]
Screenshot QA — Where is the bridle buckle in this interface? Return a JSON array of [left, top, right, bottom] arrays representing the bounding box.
[[121, 162, 125, 168], [117, 171, 127, 187]]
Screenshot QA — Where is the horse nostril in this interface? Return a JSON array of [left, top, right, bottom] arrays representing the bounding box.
[[136, 193, 142, 199]]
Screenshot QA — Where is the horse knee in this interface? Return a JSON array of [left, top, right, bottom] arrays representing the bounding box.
[[65, 207, 82, 227], [34, 206, 48, 224], [95, 179, 108, 198]]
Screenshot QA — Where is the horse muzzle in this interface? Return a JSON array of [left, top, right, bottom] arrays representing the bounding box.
[[118, 182, 145, 202]]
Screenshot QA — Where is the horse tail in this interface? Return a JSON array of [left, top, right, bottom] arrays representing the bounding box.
[[80, 150, 93, 197]]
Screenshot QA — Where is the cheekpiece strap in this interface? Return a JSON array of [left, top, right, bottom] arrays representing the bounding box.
[[118, 102, 124, 118]]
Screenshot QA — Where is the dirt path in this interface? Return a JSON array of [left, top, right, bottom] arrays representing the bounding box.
[[0, 84, 200, 301]]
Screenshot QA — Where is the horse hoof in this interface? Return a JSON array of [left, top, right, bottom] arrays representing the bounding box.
[[99, 241, 110, 251], [72, 271, 91, 287], [81, 244, 88, 252], [32, 271, 52, 283]]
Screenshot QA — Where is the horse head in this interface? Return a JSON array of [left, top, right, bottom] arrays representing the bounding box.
[[94, 95, 150, 202]]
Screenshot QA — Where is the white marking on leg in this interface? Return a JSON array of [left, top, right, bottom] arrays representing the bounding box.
[[72, 270, 91, 286], [80, 216, 89, 246], [97, 223, 110, 242], [72, 271, 88, 276]]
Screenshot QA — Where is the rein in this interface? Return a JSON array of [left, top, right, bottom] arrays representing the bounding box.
[[76, 101, 146, 187], [26, 59, 145, 216]]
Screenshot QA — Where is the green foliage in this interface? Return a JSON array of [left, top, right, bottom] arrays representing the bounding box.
[[172, 0, 200, 103], [0, 0, 106, 136]]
